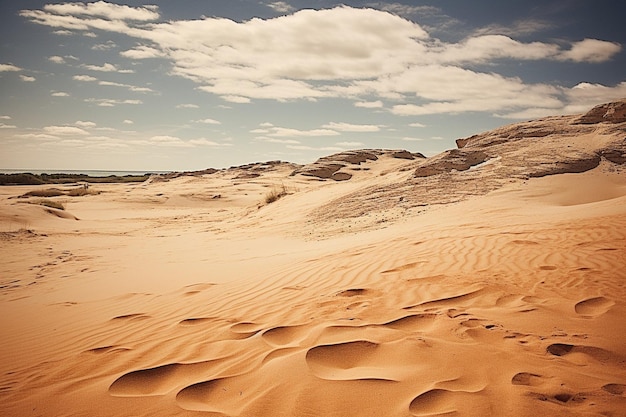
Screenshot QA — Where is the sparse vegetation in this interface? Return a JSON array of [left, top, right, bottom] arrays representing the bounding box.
[[264, 183, 288, 204], [21, 188, 66, 198], [20, 185, 100, 198], [34, 199, 65, 210]]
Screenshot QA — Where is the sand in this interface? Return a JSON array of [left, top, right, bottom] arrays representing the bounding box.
[[1, 102, 626, 416]]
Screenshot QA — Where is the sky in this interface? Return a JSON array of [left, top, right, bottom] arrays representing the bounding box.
[[1, 0, 625, 172]]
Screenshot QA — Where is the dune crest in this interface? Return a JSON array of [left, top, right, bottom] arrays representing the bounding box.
[[1, 101, 626, 416]]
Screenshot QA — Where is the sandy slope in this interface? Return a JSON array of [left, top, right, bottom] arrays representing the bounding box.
[[1, 102, 626, 416]]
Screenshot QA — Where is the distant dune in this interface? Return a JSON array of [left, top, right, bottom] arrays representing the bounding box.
[[1, 100, 625, 416]]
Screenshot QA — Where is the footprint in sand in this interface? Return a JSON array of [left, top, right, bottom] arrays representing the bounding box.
[[305, 340, 396, 381], [602, 383, 625, 395], [109, 359, 226, 397], [261, 324, 310, 347], [409, 386, 487, 417], [546, 343, 618, 365], [511, 372, 544, 386], [574, 296, 614, 316]]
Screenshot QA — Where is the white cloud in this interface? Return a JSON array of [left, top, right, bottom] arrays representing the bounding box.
[[83, 62, 130, 72], [53, 30, 74, 36], [19, 4, 626, 118], [98, 80, 154, 93], [559, 39, 621, 63], [189, 138, 232, 146], [41, 1, 159, 21], [16, 133, 60, 140], [120, 45, 165, 59], [92, 40, 117, 50], [194, 118, 221, 125], [0, 115, 11, 119], [44, 125, 90, 135], [75, 121, 97, 128], [474, 19, 554, 37], [51, 91, 70, 97], [254, 125, 340, 137], [354, 100, 383, 108], [402, 137, 424, 141], [49, 55, 66, 64], [0, 64, 21, 72], [0, 123, 17, 129], [85, 98, 142, 106], [434, 35, 560, 64], [123, 119, 134, 124], [266, 2, 294, 13], [322, 122, 382, 132], [220, 95, 251, 104], [73, 74, 98, 81], [20, 75, 36, 82], [149, 135, 192, 147], [176, 103, 199, 109], [409, 122, 426, 127]]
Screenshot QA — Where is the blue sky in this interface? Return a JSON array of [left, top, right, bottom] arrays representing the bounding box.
[[1, 0, 625, 171]]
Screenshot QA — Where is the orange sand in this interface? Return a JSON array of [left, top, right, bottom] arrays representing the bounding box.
[[1, 104, 626, 416]]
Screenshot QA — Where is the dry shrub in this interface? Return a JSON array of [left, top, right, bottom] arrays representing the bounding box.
[[265, 184, 288, 204], [35, 199, 65, 210]]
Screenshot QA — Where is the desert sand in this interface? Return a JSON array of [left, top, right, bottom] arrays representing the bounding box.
[[1, 101, 626, 416]]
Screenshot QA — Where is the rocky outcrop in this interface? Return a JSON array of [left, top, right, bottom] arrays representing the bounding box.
[[575, 100, 626, 124], [292, 149, 424, 181], [413, 150, 489, 177], [527, 153, 602, 178]]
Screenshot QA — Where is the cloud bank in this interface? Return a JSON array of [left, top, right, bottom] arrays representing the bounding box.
[[20, 2, 624, 118]]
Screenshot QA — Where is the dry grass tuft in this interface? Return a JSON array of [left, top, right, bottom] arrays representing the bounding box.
[[265, 183, 288, 204], [34, 199, 65, 210]]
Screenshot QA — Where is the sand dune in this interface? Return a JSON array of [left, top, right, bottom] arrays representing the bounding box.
[[1, 101, 626, 416]]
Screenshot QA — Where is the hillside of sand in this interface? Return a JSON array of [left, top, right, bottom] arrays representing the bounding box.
[[1, 100, 626, 417]]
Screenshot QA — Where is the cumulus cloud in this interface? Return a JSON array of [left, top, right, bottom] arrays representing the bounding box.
[[148, 135, 192, 147], [49, 55, 66, 64], [120, 45, 165, 59], [51, 91, 70, 97], [0, 123, 17, 129], [0, 64, 21, 72], [75, 121, 97, 128], [434, 35, 560, 63], [122, 119, 134, 125], [194, 118, 221, 125], [92, 40, 117, 50], [44, 125, 90, 135], [176, 103, 199, 109], [73, 74, 98, 81], [19, 3, 625, 117], [559, 39, 621, 63], [20, 75, 36, 82], [83, 62, 133, 72], [354, 100, 383, 108], [266, 2, 294, 13]]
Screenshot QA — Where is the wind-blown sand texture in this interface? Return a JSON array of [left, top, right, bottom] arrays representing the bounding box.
[[1, 101, 626, 416]]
